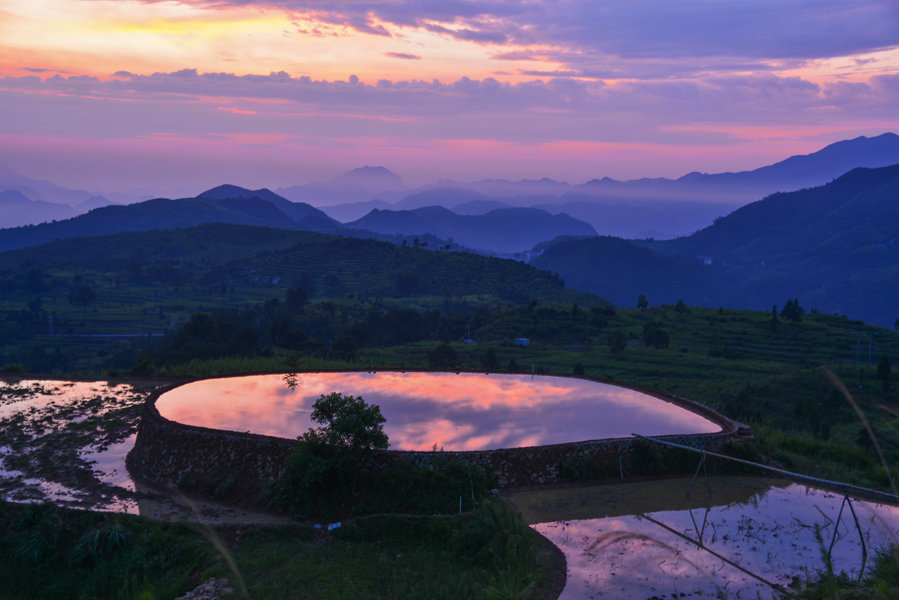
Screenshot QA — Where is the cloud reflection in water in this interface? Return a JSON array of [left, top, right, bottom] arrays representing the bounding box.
[[155, 372, 720, 450]]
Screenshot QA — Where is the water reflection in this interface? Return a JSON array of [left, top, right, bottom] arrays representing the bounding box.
[[155, 372, 720, 450], [0, 379, 143, 513], [518, 477, 899, 600]]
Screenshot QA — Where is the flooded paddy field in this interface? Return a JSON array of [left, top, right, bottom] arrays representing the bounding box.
[[511, 477, 899, 599], [0, 378, 147, 512], [0, 378, 291, 524]]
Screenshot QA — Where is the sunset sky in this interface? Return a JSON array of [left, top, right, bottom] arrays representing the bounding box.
[[2, 0, 898, 192]]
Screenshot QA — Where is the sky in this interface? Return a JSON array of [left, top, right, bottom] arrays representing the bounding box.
[[1, 0, 899, 192]]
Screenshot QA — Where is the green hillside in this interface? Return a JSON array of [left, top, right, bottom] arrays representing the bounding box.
[[533, 164, 899, 326], [0, 223, 607, 371]]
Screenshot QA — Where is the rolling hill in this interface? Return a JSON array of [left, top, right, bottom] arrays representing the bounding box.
[[0, 185, 344, 253], [0, 222, 609, 307], [347, 205, 597, 254], [533, 164, 899, 326]]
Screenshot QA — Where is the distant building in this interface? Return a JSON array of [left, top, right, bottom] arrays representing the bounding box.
[[514, 338, 530, 346]]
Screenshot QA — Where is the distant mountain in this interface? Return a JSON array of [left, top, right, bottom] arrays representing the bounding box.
[[318, 133, 899, 239], [452, 199, 514, 215], [197, 184, 340, 229], [0, 193, 309, 253], [567, 133, 899, 205], [533, 200, 729, 240], [318, 198, 393, 222], [532, 236, 726, 308], [419, 177, 571, 198], [0, 167, 113, 226], [0, 166, 108, 209], [533, 164, 899, 326], [276, 166, 405, 206], [0, 189, 77, 228], [73, 195, 113, 213], [347, 205, 597, 254]]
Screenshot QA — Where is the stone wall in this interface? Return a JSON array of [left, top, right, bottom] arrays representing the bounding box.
[[126, 375, 752, 506]]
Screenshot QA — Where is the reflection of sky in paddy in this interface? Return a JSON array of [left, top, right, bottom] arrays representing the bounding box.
[[155, 372, 720, 450], [533, 480, 899, 600]]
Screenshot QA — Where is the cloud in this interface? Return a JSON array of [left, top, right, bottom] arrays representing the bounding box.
[[423, 23, 507, 44], [3, 68, 898, 141], [137, 0, 899, 62], [385, 52, 421, 60]]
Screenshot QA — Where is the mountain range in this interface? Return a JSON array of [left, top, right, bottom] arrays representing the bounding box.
[[1, 134, 898, 326], [5, 133, 899, 240], [315, 133, 899, 239], [533, 164, 899, 327], [0, 185, 596, 255]]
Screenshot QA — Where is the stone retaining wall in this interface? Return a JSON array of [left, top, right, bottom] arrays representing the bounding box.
[[126, 374, 753, 506]]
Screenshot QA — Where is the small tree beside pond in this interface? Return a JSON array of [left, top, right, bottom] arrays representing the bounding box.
[[270, 392, 494, 520]]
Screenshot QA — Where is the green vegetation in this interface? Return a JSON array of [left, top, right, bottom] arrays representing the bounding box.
[[269, 393, 495, 520], [0, 501, 211, 600], [0, 223, 603, 373], [0, 497, 548, 600]]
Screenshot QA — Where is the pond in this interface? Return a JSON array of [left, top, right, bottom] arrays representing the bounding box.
[[155, 372, 721, 450], [510, 476, 899, 600]]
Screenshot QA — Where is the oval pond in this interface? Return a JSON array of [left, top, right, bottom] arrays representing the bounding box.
[[155, 372, 721, 451]]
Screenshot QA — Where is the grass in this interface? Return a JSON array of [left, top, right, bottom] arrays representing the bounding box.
[[0, 498, 549, 600]]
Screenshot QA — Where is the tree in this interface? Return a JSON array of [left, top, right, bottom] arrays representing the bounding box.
[[573, 363, 585, 376], [68, 285, 96, 307], [636, 294, 648, 310], [642, 322, 669, 349], [427, 343, 458, 368], [273, 393, 388, 519], [675, 299, 688, 313], [285, 286, 308, 310], [608, 330, 627, 354], [780, 298, 804, 322], [480, 347, 499, 371], [300, 393, 388, 452], [878, 354, 892, 391]]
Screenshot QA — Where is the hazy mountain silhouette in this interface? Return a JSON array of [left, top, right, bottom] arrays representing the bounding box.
[[568, 133, 899, 203], [276, 166, 405, 206], [0, 189, 77, 228], [198, 184, 340, 229], [347, 205, 597, 254], [533, 164, 899, 326], [320, 133, 899, 239], [0, 188, 337, 253], [0, 166, 106, 209]]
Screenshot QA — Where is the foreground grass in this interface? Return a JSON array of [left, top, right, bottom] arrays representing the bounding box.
[[0, 499, 550, 600]]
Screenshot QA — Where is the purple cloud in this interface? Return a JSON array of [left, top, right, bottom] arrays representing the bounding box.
[[3, 68, 898, 146], [423, 23, 507, 44], [138, 0, 899, 62], [385, 52, 422, 60]]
